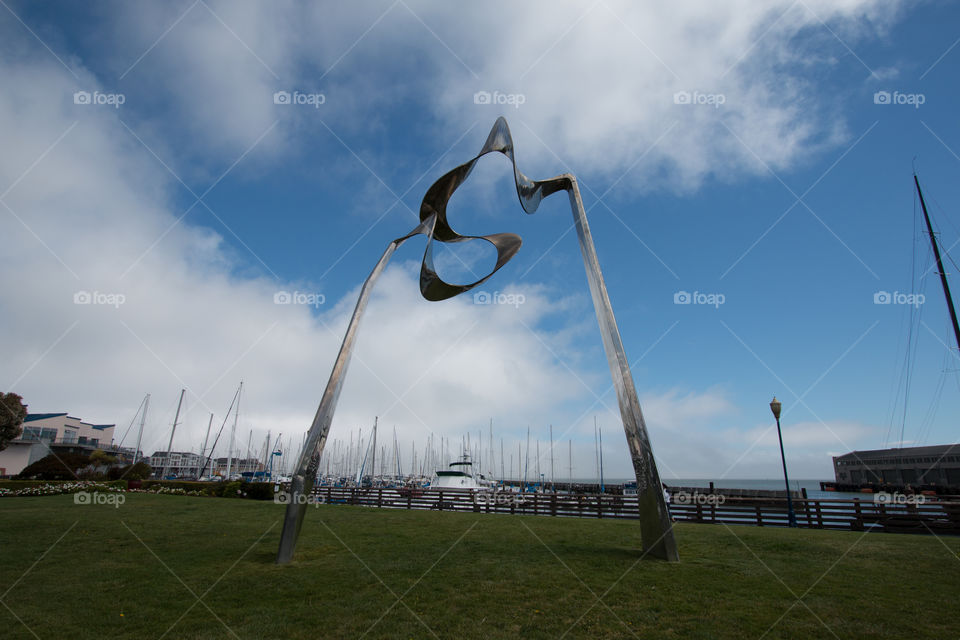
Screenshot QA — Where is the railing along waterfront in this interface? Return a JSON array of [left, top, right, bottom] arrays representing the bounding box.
[[305, 486, 960, 535]]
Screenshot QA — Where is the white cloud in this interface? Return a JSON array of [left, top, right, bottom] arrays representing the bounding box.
[[98, 0, 904, 190]]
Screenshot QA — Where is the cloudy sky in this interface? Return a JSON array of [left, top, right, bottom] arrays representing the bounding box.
[[2, 0, 959, 482]]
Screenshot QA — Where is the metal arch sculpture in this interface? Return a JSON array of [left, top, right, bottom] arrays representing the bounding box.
[[276, 117, 678, 563]]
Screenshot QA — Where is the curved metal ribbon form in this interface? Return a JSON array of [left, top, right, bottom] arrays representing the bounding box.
[[276, 117, 678, 563]]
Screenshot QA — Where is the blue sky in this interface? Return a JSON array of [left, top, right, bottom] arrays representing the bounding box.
[[2, 1, 960, 480]]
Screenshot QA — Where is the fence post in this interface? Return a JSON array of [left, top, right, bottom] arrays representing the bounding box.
[[755, 504, 763, 526]]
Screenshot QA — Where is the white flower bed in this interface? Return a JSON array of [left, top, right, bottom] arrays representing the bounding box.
[[0, 481, 125, 497]]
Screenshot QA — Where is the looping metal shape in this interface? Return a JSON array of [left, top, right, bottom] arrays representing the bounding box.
[[276, 117, 678, 564], [399, 117, 567, 301]]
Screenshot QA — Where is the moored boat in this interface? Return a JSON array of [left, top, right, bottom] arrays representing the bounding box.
[[431, 452, 495, 491]]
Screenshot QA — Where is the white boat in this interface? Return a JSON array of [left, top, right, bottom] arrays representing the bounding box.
[[431, 453, 494, 491]]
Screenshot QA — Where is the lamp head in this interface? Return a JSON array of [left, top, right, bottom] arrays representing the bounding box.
[[769, 396, 782, 420]]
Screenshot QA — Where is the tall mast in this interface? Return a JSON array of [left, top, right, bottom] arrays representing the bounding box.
[[200, 413, 213, 462], [226, 381, 242, 479], [370, 417, 378, 483], [133, 393, 149, 465], [196, 412, 213, 479], [162, 389, 185, 479], [523, 427, 530, 491], [916, 174, 960, 353], [245, 430, 253, 475], [500, 438, 504, 481], [599, 426, 605, 494], [594, 417, 599, 488], [549, 424, 555, 491], [393, 427, 401, 479], [489, 419, 493, 478], [536, 439, 541, 488], [262, 431, 271, 478]]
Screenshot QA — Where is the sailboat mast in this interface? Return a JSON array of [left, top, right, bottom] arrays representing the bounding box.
[[549, 424, 555, 491], [162, 389, 185, 479], [226, 381, 242, 479], [245, 430, 252, 475], [489, 419, 493, 479], [599, 426, 605, 493], [133, 393, 149, 465], [370, 417, 377, 484], [594, 417, 599, 488], [500, 438, 504, 481], [916, 174, 960, 353], [200, 412, 213, 467]]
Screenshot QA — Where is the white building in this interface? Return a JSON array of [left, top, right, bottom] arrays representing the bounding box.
[[148, 451, 205, 479], [0, 413, 118, 477], [147, 452, 265, 479]]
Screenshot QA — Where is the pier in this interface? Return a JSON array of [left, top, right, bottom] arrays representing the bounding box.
[[306, 486, 960, 535]]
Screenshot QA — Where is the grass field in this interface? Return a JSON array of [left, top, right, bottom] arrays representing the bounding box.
[[1, 493, 958, 639]]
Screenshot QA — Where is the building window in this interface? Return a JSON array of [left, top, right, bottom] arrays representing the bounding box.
[[22, 427, 58, 442]]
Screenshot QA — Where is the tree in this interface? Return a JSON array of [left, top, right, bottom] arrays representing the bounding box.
[[108, 461, 153, 480], [0, 392, 27, 451], [89, 449, 118, 466], [18, 452, 90, 480]]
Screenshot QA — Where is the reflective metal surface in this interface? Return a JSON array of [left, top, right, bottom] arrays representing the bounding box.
[[276, 117, 678, 563]]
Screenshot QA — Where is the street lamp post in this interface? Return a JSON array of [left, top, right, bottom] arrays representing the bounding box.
[[770, 396, 798, 527]]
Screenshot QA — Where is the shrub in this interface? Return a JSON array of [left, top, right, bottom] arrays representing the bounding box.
[[241, 482, 276, 500], [220, 481, 243, 498], [18, 453, 91, 480], [108, 461, 153, 480]]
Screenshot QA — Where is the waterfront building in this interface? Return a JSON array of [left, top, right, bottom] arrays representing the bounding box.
[[832, 444, 960, 487], [0, 412, 122, 476]]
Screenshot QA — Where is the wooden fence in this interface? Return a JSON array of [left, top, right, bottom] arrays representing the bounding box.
[[306, 486, 960, 535]]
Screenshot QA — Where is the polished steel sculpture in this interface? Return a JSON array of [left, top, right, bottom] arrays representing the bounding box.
[[276, 117, 678, 563]]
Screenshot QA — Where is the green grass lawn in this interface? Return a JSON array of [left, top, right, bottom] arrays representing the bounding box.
[[1, 494, 958, 639]]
